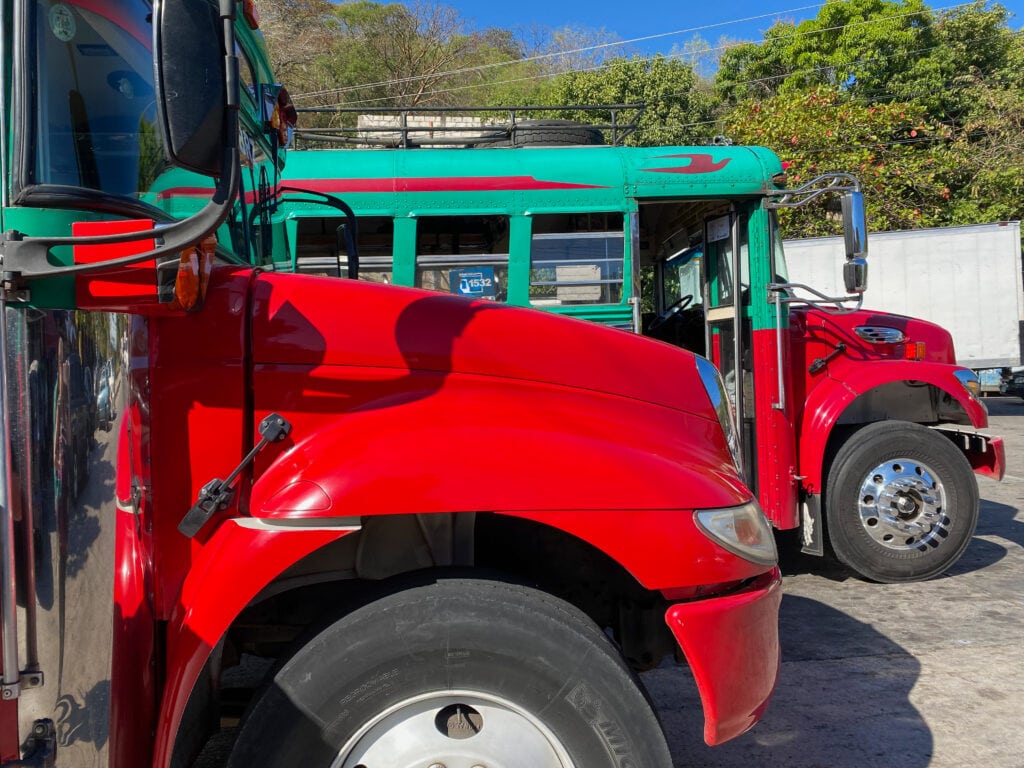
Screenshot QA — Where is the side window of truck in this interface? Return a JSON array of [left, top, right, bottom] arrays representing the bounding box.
[[529, 213, 625, 307]]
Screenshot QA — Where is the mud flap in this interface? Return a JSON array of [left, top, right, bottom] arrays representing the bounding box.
[[800, 493, 824, 556]]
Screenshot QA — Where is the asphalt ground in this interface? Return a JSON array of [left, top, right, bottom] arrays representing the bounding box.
[[645, 396, 1024, 767]]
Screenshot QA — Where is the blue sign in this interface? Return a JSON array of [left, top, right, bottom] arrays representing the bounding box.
[[450, 267, 497, 300]]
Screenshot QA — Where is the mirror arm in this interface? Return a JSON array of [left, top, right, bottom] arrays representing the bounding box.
[[765, 173, 862, 209], [0, 143, 240, 287]]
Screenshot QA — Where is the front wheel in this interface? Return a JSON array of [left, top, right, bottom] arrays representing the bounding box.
[[227, 577, 672, 768], [826, 420, 979, 583]]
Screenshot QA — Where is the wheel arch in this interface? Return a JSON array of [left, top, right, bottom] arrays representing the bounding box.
[[799, 363, 985, 495], [162, 506, 765, 765]]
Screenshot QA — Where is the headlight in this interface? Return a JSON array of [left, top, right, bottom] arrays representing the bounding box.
[[953, 369, 980, 399], [695, 356, 741, 471], [695, 500, 778, 566]]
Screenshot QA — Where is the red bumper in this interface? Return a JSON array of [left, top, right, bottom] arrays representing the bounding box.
[[665, 567, 782, 745], [970, 433, 1005, 481]]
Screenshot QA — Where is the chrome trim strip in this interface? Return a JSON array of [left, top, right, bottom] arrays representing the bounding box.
[[0, 302, 20, 697], [231, 517, 363, 532], [854, 326, 906, 344]]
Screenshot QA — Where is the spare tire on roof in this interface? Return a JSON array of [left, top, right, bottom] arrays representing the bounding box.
[[472, 119, 605, 147]]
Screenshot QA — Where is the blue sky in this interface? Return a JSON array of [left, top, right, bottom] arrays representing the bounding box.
[[440, 1, 1024, 57]]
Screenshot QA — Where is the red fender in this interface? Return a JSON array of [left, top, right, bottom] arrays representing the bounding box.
[[799, 360, 989, 494], [250, 387, 747, 520], [151, 521, 352, 768]]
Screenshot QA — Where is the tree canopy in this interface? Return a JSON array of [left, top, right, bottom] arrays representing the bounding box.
[[260, 0, 1024, 237]]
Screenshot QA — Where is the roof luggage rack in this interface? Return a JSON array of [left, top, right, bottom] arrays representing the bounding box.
[[291, 104, 644, 149]]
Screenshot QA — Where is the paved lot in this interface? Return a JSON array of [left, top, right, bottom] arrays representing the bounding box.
[[644, 397, 1024, 767]]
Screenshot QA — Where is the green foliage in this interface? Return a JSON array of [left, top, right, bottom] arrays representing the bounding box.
[[726, 88, 959, 235], [258, 0, 1024, 232], [546, 56, 717, 145]]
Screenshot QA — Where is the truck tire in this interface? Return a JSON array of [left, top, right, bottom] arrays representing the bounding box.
[[472, 120, 605, 147], [227, 577, 672, 768], [825, 420, 979, 583]]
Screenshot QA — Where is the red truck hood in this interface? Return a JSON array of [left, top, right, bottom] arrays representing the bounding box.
[[249, 272, 715, 418], [792, 306, 957, 364]]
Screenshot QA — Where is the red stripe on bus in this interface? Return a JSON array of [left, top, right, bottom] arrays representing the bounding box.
[[288, 177, 609, 193], [644, 154, 731, 174]]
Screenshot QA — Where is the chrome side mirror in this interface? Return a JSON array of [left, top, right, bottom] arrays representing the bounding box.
[[844, 257, 868, 294], [841, 191, 868, 259], [841, 191, 868, 294], [154, 0, 228, 176]]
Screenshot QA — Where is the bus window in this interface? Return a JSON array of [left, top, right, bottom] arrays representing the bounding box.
[[296, 216, 394, 281], [415, 216, 510, 301], [529, 214, 625, 306]]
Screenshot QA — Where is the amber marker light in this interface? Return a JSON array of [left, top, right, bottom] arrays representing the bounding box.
[[170, 235, 218, 312]]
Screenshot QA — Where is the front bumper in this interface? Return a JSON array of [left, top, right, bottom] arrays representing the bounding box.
[[665, 567, 782, 745]]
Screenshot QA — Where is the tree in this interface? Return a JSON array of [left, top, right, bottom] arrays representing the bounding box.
[[726, 87, 958, 236], [259, 0, 338, 95], [546, 56, 718, 146], [715, 0, 1017, 120]]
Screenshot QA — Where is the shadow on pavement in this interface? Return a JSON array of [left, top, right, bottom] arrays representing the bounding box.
[[944, 499, 1024, 577], [645, 595, 930, 767]]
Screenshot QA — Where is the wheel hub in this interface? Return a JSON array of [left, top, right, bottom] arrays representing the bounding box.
[[333, 691, 575, 768], [857, 458, 948, 550]]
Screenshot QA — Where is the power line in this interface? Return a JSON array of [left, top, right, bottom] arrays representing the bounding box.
[[293, 2, 833, 101], [308, 0, 982, 108]]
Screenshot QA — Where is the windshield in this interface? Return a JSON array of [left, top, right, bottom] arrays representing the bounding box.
[[662, 247, 703, 310], [31, 0, 166, 198]]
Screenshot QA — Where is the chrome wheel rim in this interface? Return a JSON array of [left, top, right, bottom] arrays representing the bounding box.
[[333, 690, 576, 768], [857, 458, 948, 550]]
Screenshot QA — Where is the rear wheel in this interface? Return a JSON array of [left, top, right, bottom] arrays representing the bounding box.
[[826, 420, 979, 582], [227, 577, 672, 768]]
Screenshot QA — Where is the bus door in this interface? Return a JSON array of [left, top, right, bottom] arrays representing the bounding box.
[[703, 212, 756, 487]]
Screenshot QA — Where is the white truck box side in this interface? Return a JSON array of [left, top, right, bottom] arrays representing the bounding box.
[[783, 221, 1023, 369]]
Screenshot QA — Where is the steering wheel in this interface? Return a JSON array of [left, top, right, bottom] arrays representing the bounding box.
[[648, 294, 693, 332]]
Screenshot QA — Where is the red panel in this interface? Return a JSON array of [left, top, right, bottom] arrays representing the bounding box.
[[970, 434, 1005, 481], [666, 568, 782, 745], [144, 269, 253, 615], [751, 327, 799, 529], [73, 219, 157, 307], [111, 503, 156, 767], [153, 522, 349, 768], [0, 682, 16, 761], [250, 366, 743, 525]]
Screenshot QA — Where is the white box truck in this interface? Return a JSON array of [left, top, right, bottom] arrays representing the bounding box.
[[784, 221, 1023, 389]]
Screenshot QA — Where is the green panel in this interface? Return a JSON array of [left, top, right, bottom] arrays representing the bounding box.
[[506, 216, 532, 306], [745, 204, 776, 333], [392, 217, 416, 286]]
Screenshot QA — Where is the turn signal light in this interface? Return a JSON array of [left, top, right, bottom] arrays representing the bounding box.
[[904, 342, 926, 361], [168, 235, 218, 311]]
